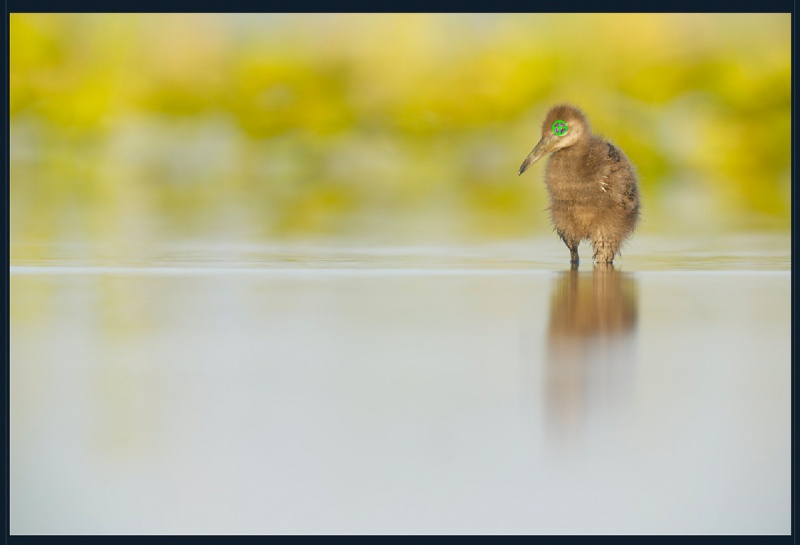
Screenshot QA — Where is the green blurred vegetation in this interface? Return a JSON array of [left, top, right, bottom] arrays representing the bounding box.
[[9, 13, 791, 251]]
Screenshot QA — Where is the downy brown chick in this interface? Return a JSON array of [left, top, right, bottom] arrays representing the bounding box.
[[518, 104, 640, 264]]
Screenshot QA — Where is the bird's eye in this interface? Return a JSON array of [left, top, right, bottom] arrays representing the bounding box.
[[552, 120, 569, 136]]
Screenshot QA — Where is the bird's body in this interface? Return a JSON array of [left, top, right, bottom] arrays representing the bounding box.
[[518, 104, 640, 264]]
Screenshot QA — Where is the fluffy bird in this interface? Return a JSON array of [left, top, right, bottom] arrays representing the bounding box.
[[518, 104, 640, 264]]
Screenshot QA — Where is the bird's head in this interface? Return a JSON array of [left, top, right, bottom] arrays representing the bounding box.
[[518, 104, 590, 176]]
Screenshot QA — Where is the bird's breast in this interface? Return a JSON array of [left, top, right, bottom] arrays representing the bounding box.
[[544, 168, 606, 203]]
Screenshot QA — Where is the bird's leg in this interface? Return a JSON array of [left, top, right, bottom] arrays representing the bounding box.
[[559, 233, 580, 265], [569, 246, 580, 265], [592, 236, 619, 264]]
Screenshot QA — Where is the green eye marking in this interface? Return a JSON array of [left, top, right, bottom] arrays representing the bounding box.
[[552, 120, 569, 136]]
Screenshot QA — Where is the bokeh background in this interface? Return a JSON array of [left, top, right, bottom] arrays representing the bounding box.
[[10, 14, 792, 534], [10, 13, 791, 253]]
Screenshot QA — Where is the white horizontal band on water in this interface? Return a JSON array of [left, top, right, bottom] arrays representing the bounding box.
[[9, 266, 789, 277], [9, 266, 558, 277]]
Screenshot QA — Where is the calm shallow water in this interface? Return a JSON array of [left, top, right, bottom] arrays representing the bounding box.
[[10, 234, 791, 534]]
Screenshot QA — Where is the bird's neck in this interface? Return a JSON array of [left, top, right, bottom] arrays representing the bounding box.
[[556, 136, 592, 158]]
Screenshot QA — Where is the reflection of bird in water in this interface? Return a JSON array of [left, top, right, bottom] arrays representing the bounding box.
[[518, 104, 641, 265], [545, 266, 638, 440]]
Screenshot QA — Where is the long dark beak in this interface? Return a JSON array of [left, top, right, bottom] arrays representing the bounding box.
[[518, 135, 557, 176]]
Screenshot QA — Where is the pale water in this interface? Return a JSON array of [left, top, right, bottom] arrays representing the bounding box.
[[9, 234, 791, 534]]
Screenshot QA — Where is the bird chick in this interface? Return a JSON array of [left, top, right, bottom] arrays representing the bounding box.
[[518, 104, 640, 264]]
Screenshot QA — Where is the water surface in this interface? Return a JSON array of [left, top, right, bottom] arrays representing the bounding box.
[[10, 234, 791, 534]]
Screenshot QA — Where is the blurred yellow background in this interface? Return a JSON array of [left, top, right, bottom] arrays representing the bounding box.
[[9, 13, 791, 251]]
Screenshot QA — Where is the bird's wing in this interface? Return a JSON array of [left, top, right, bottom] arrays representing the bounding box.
[[601, 143, 639, 212]]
